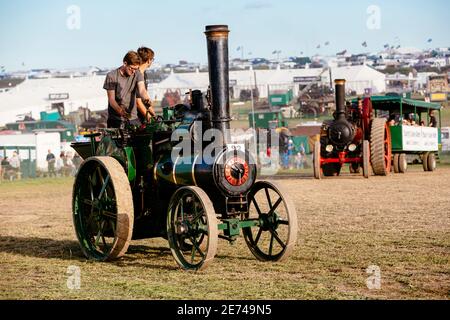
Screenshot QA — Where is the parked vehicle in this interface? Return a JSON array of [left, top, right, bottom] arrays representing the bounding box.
[[367, 95, 442, 173]]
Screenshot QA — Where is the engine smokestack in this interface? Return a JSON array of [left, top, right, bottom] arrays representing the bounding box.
[[334, 79, 346, 120], [205, 25, 231, 145]]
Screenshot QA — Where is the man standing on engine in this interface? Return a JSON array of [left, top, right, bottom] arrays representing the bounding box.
[[103, 51, 153, 128]]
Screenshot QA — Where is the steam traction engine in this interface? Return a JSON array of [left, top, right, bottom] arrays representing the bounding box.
[[71, 25, 297, 270], [313, 79, 392, 179]]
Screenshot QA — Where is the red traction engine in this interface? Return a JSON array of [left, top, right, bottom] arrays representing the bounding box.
[[313, 79, 392, 179]]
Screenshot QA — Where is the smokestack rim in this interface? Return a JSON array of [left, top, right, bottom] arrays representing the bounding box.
[[335, 79, 346, 85], [205, 25, 230, 38]]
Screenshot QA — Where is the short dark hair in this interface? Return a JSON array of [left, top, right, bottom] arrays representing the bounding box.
[[137, 47, 155, 64], [123, 51, 141, 66]]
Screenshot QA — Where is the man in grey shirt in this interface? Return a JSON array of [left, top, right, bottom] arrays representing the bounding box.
[[103, 51, 153, 128]]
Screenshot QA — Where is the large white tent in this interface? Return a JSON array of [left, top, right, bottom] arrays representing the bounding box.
[[0, 75, 107, 126]]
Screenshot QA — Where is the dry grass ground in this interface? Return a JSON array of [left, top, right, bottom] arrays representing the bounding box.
[[0, 166, 449, 300]]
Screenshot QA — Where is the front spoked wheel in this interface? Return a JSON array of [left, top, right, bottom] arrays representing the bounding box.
[[243, 181, 297, 262], [167, 187, 218, 270]]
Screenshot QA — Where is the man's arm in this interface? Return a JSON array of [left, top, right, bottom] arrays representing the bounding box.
[[136, 98, 156, 120], [137, 81, 152, 103], [107, 90, 126, 117], [137, 81, 156, 118]]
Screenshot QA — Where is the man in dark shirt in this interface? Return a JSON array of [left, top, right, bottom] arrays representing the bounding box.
[[46, 150, 56, 177], [103, 51, 153, 128]]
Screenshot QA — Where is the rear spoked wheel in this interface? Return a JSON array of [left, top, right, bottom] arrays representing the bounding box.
[[72, 156, 134, 261], [167, 186, 218, 270], [243, 181, 297, 262]]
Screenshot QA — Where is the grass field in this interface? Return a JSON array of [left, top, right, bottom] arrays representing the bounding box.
[[0, 166, 449, 300]]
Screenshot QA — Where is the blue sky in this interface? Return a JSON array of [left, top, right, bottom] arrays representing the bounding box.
[[0, 0, 448, 70]]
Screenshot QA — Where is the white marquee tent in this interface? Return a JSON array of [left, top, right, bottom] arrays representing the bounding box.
[[0, 76, 106, 126]]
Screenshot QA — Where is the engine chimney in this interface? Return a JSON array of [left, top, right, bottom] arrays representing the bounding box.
[[334, 79, 346, 120], [205, 25, 231, 145]]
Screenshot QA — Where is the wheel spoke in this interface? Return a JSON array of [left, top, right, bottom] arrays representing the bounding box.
[[94, 221, 106, 246], [268, 197, 283, 216], [190, 236, 205, 258], [98, 174, 110, 200], [83, 199, 93, 206], [192, 210, 205, 223], [101, 235, 107, 247], [269, 232, 274, 256], [270, 229, 286, 249], [265, 188, 272, 209], [96, 167, 105, 187], [251, 197, 262, 216], [101, 210, 117, 220], [254, 228, 263, 246], [190, 245, 196, 264], [88, 177, 94, 201], [278, 219, 289, 225], [180, 197, 185, 220]]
